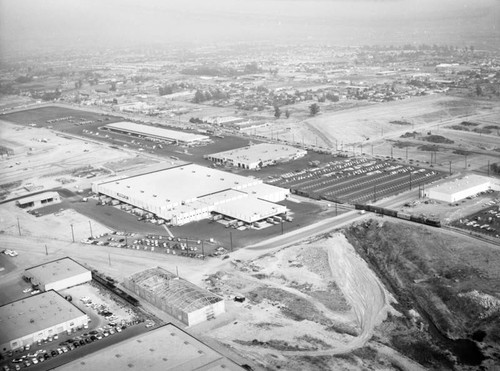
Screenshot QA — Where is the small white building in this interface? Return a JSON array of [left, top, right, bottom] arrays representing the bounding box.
[[16, 191, 61, 210], [425, 175, 493, 203], [25, 257, 92, 292]]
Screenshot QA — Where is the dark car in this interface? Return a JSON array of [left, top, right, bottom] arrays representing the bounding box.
[[51, 350, 58, 357], [44, 353, 51, 360], [85, 338, 92, 344], [80, 340, 86, 346]]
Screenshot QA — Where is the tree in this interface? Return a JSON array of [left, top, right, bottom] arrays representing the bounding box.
[[193, 90, 205, 104], [274, 105, 282, 119], [309, 103, 320, 116], [285, 109, 291, 119]]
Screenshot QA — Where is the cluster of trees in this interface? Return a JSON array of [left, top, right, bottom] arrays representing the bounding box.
[[490, 163, 500, 175], [193, 88, 230, 103], [158, 82, 193, 96], [15, 75, 33, 84], [273, 106, 291, 119]]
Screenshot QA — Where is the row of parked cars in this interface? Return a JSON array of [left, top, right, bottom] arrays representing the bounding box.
[[2, 324, 129, 371]]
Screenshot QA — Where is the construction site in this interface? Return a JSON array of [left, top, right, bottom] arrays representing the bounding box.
[[124, 267, 225, 326]]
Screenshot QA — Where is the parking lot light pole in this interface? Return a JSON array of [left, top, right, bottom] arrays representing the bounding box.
[[70, 224, 75, 243]]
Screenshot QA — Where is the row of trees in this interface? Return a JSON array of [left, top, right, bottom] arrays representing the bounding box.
[[273, 103, 320, 118]]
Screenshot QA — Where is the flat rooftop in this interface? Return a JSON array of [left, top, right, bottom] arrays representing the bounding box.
[[56, 323, 244, 371], [94, 164, 261, 206], [128, 267, 223, 312], [0, 290, 87, 345], [206, 143, 307, 164], [214, 197, 288, 223], [430, 175, 492, 193], [17, 191, 59, 205], [105, 121, 209, 143], [26, 257, 90, 284]]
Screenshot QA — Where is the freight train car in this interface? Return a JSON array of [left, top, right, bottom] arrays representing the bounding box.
[[355, 204, 441, 227]]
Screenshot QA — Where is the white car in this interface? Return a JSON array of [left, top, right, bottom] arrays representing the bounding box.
[[30, 290, 41, 295], [23, 288, 32, 293]]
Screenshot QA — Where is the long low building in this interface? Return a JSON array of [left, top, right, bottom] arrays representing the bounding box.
[[56, 323, 246, 371], [425, 175, 496, 203], [0, 290, 89, 351], [16, 191, 61, 210], [92, 163, 289, 226], [25, 257, 92, 292], [102, 121, 210, 145], [124, 267, 225, 326], [204, 143, 307, 169]]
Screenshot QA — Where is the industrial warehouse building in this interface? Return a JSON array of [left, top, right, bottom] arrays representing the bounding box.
[[425, 175, 496, 203], [16, 191, 61, 210], [124, 267, 225, 326], [25, 257, 92, 292], [92, 163, 289, 226], [102, 121, 210, 145], [0, 290, 89, 351], [56, 323, 246, 371], [204, 143, 307, 169]]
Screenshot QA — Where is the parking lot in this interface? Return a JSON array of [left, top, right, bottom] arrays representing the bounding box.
[[267, 157, 445, 204], [451, 197, 500, 238]]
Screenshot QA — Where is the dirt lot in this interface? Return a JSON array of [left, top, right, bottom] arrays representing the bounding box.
[[187, 234, 425, 371], [344, 219, 500, 370]]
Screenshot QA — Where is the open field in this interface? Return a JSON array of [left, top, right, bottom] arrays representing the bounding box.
[[0, 105, 122, 127]]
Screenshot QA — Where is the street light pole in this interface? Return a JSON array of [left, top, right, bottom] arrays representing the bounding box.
[[70, 224, 75, 243]]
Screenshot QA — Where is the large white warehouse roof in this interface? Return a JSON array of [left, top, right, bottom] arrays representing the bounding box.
[[105, 121, 209, 144]]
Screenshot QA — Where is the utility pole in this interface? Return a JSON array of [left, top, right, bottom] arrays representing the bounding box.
[[70, 224, 75, 243], [201, 240, 205, 260], [45, 244, 48, 256], [17, 217, 21, 236], [88, 220, 93, 238]]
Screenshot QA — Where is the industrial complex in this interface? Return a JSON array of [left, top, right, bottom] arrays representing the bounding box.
[[425, 175, 498, 203], [92, 163, 289, 226], [0, 290, 89, 351], [204, 143, 307, 169], [102, 121, 211, 145], [24, 257, 92, 292], [124, 267, 225, 326], [56, 323, 245, 371]]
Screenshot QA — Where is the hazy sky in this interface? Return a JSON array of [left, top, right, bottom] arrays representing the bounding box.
[[1, 0, 499, 55]]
